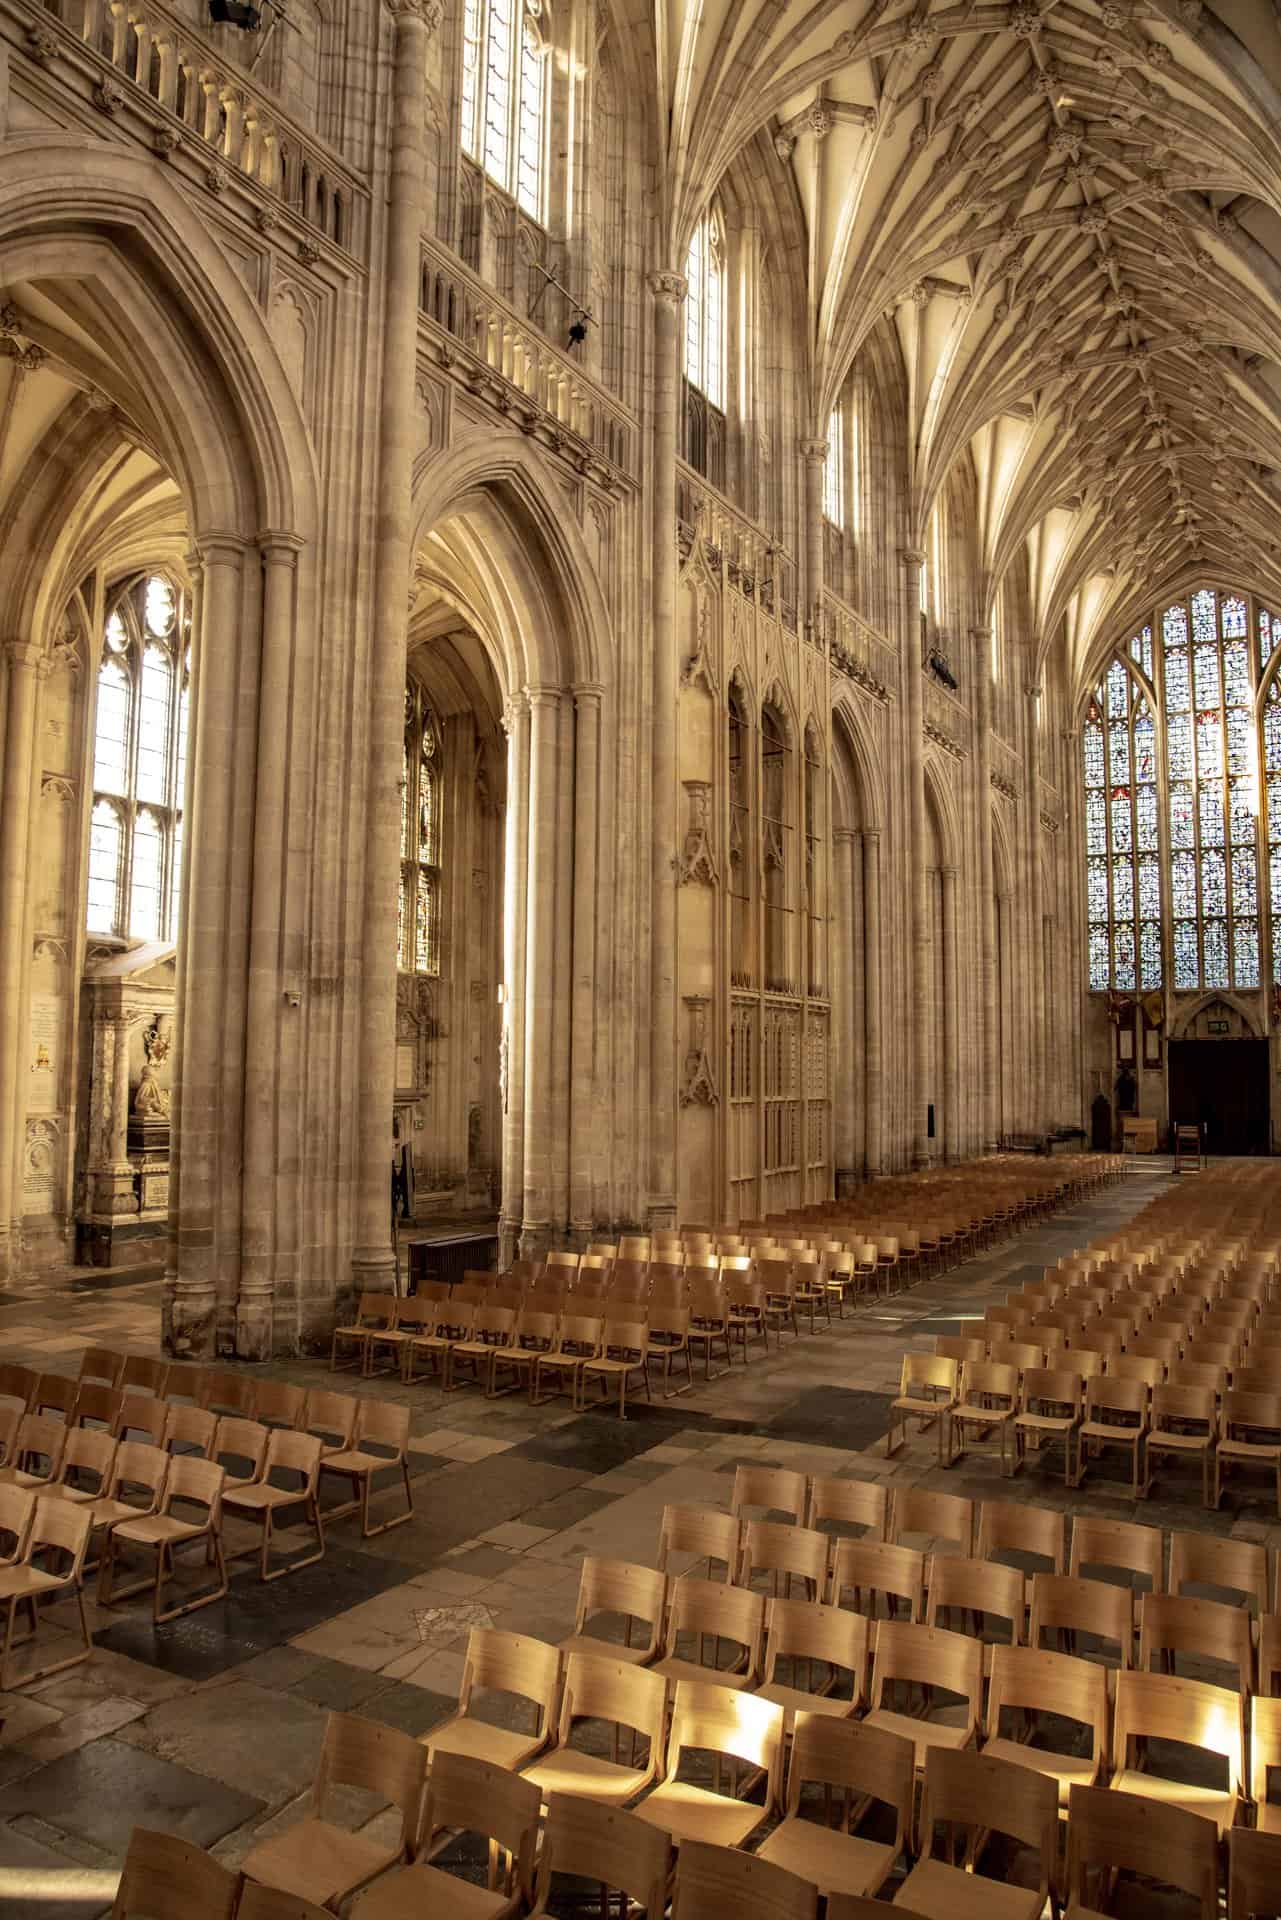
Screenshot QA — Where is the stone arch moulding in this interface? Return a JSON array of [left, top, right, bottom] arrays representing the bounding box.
[[410, 436, 614, 694], [0, 137, 319, 554], [1168, 992, 1264, 1044], [991, 805, 1015, 898], [831, 696, 884, 835], [923, 756, 961, 872]]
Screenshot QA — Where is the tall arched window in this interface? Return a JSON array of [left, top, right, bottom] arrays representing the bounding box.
[[684, 208, 724, 408], [822, 411, 844, 527], [87, 573, 190, 941], [1082, 585, 1281, 995], [460, 0, 548, 220], [762, 702, 793, 992], [399, 683, 443, 976], [804, 723, 824, 995], [728, 682, 754, 986]]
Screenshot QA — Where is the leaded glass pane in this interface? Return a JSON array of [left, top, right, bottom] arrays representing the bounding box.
[[1134, 709, 1156, 783], [1230, 781, 1257, 847], [1130, 626, 1153, 679], [1164, 646, 1190, 714], [1232, 845, 1258, 916], [1227, 706, 1252, 778], [1203, 917, 1229, 987], [1171, 850, 1197, 918], [400, 741, 409, 859], [516, 21, 545, 219], [1136, 785, 1159, 853], [1110, 791, 1132, 853], [415, 875, 437, 974], [1192, 589, 1217, 645], [1170, 783, 1194, 849], [1113, 922, 1136, 990], [1139, 920, 1162, 988], [1234, 918, 1259, 988], [1163, 602, 1189, 652], [1194, 644, 1221, 710], [1198, 785, 1224, 848], [1266, 694, 1281, 773], [1270, 776, 1281, 848], [1262, 608, 1273, 670], [87, 800, 122, 934], [1138, 854, 1161, 921], [1201, 849, 1227, 916], [129, 807, 163, 941], [93, 660, 131, 797], [397, 870, 408, 971], [136, 645, 171, 805], [169, 818, 182, 933], [1274, 614, 1281, 657], [1087, 860, 1109, 921], [175, 679, 189, 814], [1222, 594, 1248, 640], [1112, 860, 1134, 921], [460, 0, 482, 156], [144, 575, 175, 638], [1224, 640, 1250, 709], [1109, 726, 1129, 785], [1086, 789, 1107, 855], [1089, 926, 1110, 991], [419, 765, 438, 865], [1195, 712, 1222, 781], [1107, 659, 1129, 720], [1167, 712, 1193, 780], [1083, 723, 1105, 788], [1173, 920, 1198, 989]]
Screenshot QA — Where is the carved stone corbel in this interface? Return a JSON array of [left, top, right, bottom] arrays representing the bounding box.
[[678, 781, 718, 887], [679, 996, 719, 1107]]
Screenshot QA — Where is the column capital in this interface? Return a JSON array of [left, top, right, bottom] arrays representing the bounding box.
[[193, 531, 251, 566], [968, 624, 992, 640], [384, 0, 441, 26], [256, 529, 306, 563], [799, 437, 830, 466], [898, 547, 927, 570], [862, 826, 882, 846], [573, 680, 605, 707], [2, 636, 44, 672], [501, 689, 529, 736], [941, 864, 958, 880], [648, 270, 688, 306], [1024, 680, 1043, 700], [833, 826, 858, 846], [523, 683, 563, 710]]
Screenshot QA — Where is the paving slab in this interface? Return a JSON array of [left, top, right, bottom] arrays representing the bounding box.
[[0, 1738, 263, 1853], [113, 1680, 328, 1807]]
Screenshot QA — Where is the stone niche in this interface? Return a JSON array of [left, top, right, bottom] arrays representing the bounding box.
[[75, 943, 175, 1267]]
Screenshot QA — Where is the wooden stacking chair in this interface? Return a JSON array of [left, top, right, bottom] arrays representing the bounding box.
[[861, 1620, 982, 1774], [1111, 1667, 1244, 1836], [0, 1485, 32, 1565], [1066, 1783, 1218, 1920], [631, 1678, 784, 1852], [109, 1828, 239, 1920], [560, 1556, 665, 1666], [987, 1339, 1046, 1373], [303, 1388, 358, 1455], [75, 1439, 168, 1567], [1142, 1383, 1218, 1505], [222, 1430, 325, 1580], [43, 1427, 117, 1507], [890, 1487, 974, 1559], [99, 1453, 227, 1622], [356, 1752, 538, 1919], [318, 1400, 412, 1536], [894, 1746, 1057, 1920], [1070, 1514, 1164, 1597], [1215, 1387, 1281, 1512], [242, 1711, 426, 1910], [756, 1714, 911, 1902], [161, 1402, 216, 1459], [935, 1336, 987, 1366], [686, 1279, 733, 1380], [331, 1292, 399, 1373], [580, 1317, 652, 1417], [887, 1354, 959, 1466], [737, 1519, 827, 1602], [830, 1537, 925, 1622], [117, 1355, 169, 1399], [1251, 1693, 1281, 1831], [732, 1462, 807, 1524], [490, 1304, 559, 1397], [0, 1495, 93, 1688], [805, 1474, 888, 1543], [213, 1415, 270, 1491], [531, 1312, 603, 1405], [1139, 1590, 1254, 1694], [526, 1795, 669, 1919], [77, 1346, 124, 1389], [113, 1393, 169, 1449], [1013, 1367, 1083, 1483], [1228, 1827, 1281, 1920], [977, 1499, 1066, 1597], [671, 1839, 816, 1920], [199, 1369, 257, 1420], [73, 1383, 122, 1434], [34, 1373, 77, 1422], [653, 1576, 764, 1690], [0, 1412, 66, 1489], [1169, 1529, 1271, 1615], [423, 1627, 561, 1771], [755, 1597, 868, 1725], [759, 1258, 800, 1341], [792, 1258, 832, 1333], [1028, 1572, 1133, 1670], [949, 1361, 1019, 1474], [657, 1504, 739, 1584], [0, 1364, 37, 1413], [925, 1555, 1024, 1649], [444, 1302, 516, 1394], [982, 1642, 1108, 1808], [522, 1651, 666, 1807], [248, 1381, 305, 1432], [1071, 1374, 1149, 1494]]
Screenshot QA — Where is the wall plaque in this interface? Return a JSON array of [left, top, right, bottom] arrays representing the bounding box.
[[28, 993, 62, 1115]]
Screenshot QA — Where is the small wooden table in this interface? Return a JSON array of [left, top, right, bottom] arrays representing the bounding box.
[[407, 1231, 499, 1293]]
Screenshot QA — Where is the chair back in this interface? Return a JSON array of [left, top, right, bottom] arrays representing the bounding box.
[[535, 1794, 669, 1917], [460, 1627, 562, 1729], [214, 1416, 270, 1483], [869, 1620, 982, 1731], [920, 1746, 1057, 1886], [303, 1389, 358, 1449], [665, 1577, 765, 1677], [26, 1496, 93, 1582], [658, 1503, 739, 1579], [926, 1555, 1024, 1642], [830, 1538, 925, 1620], [559, 1650, 666, 1755], [0, 1484, 33, 1562], [314, 1710, 426, 1849], [119, 1355, 169, 1398], [1113, 1668, 1245, 1789], [78, 1347, 124, 1388], [762, 1597, 868, 1706], [671, 1840, 817, 1920], [731, 1463, 806, 1521], [163, 1403, 217, 1458], [55, 1426, 118, 1496], [986, 1644, 1107, 1764], [163, 1454, 224, 1524], [1070, 1515, 1164, 1593], [264, 1429, 324, 1492], [665, 1679, 784, 1794], [1139, 1591, 1254, 1693], [12, 1412, 66, 1482], [805, 1474, 887, 1539], [113, 1394, 168, 1448], [573, 1556, 666, 1656], [109, 1828, 239, 1920], [417, 1750, 539, 1886], [1169, 1529, 1270, 1612], [253, 1381, 306, 1430], [890, 1487, 974, 1555], [740, 1519, 828, 1591], [353, 1400, 411, 1457], [1066, 1784, 1218, 1918]]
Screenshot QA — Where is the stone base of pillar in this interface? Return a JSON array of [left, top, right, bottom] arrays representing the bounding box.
[[163, 1283, 218, 1359], [88, 1168, 140, 1216], [498, 1216, 521, 1270], [519, 1220, 551, 1261], [350, 1246, 397, 1290], [235, 1295, 274, 1361]]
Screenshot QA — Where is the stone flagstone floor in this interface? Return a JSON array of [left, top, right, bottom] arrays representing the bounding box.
[[1, 1167, 1272, 1916]]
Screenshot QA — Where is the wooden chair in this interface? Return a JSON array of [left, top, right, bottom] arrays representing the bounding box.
[[1013, 1367, 1082, 1483], [805, 1474, 888, 1543], [531, 1312, 603, 1405], [949, 1361, 1019, 1474], [889, 1488, 974, 1559], [887, 1354, 959, 1466], [356, 1752, 539, 1919], [109, 1828, 239, 1920], [580, 1317, 652, 1417], [737, 1519, 828, 1601], [252, 1381, 306, 1431], [983, 1642, 1107, 1808], [0, 1412, 66, 1488], [687, 1279, 733, 1380], [162, 1402, 217, 1459], [199, 1369, 257, 1420], [1069, 1514, 1164, 1596], [1028, 1572, 1133, 1669], [99, 1454, 227, 1622], [526, 1793, 669, 1918], [423, 1627, 561, 1771], [0, 1495, 93, 1688], [1065, 1783, 1218, 1920], [235, 1887, 332, 1920], [560, 1556, 665, 1666], [1215, 1388, 1281, 1512], [631, 1678, 784, 1851], [792, 1259, 832, 1334], [657, 1504, 739, 1584], [671, 1838, 817, 1920], [113, 1393, 169, 1449], [522, 1650, 666, 1806], [755, 1596, 868, 1725], [1139, 1590, 1254, 1693], [977, 1499, 1066, 1597], [76, 1439, 169, 1567], [242, 1711, 426, 1909], [318, 1400, 412, 1537], [646, 1304, 693, 1396], [862, 1620, 982, 1775], [303, 1388, 358, 1454], [491, 1305, 559, 1397], [0, 1484, 32, 1565], [78, 1346, 124, 1389], [925, 1556, 1024, 1649], [223, 1430, 325, 1580], [444, 1303, 516, 1394], [1111, 1667, 1244, 1836], [1229, 1828, 1281, 1920], [118, 1355, 169, 1399], [1169, 1529, 1271, 1614], [987, 1340, 1046, 1373], [895, 1746, 1057, 1920], [400, 1298, 476, 1385], [1251, 1693, 1281, 1831], [731, 1463, 807, 1524], [756, 1713, 911, 1901], [1071, 1374, 1149, 1493], [653, 1575, 764, 1689], [213, 1415, 270, 1490], [0, 1364, 37, 1412], [1142, 1383, 1218, 1505], [830, 1537, 925, 1622], [73, 1382, 122, 1433], [935, 1336, 988, 1365]]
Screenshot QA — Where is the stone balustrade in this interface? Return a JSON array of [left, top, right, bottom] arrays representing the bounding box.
[[675, 464, 799, 630], [822, 591, 897, 703]]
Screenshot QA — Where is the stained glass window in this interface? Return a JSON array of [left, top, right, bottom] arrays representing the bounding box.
[[460, 0, 547, 220], [87, 573, 190, 940], [1082, 664, 1160, 990], [400, 681, 443, 977]]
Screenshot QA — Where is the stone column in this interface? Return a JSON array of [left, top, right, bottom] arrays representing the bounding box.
[[863, 828, 883, 1174], [498, 693, 530, 1266], [167, 535, 247, 1357], [1063, 727, 1085, 1126], [521, 687, 560, 1255], [569, 683, 602, 1239], [238, 532, 303, 1359], [799, 438, 827, 632], [972, 628, 999, 1150], [899, 549, 930, 1166], [550, 692, 575, 1236], [942, 865, 960, 1162], [1024, 681, 1046, 1133], [648, 270, 686, 1231], [0, 637, 42, 1276], [351, 0, 431, 1294], [832, 826, 856, 1173]]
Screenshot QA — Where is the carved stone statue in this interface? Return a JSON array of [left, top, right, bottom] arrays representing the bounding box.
[[133, 1060, 170, 1117]]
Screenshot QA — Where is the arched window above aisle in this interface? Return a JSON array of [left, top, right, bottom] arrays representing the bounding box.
[[1082, 585, 1281, 996], [399, 682, 443, 977], [682, 204, 726, 485], [87, 573, 190, 943], [460, 0, 549, 220]]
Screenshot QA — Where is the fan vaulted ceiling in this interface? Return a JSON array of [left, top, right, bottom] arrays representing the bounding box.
[[652, 0, 1281, 682]]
